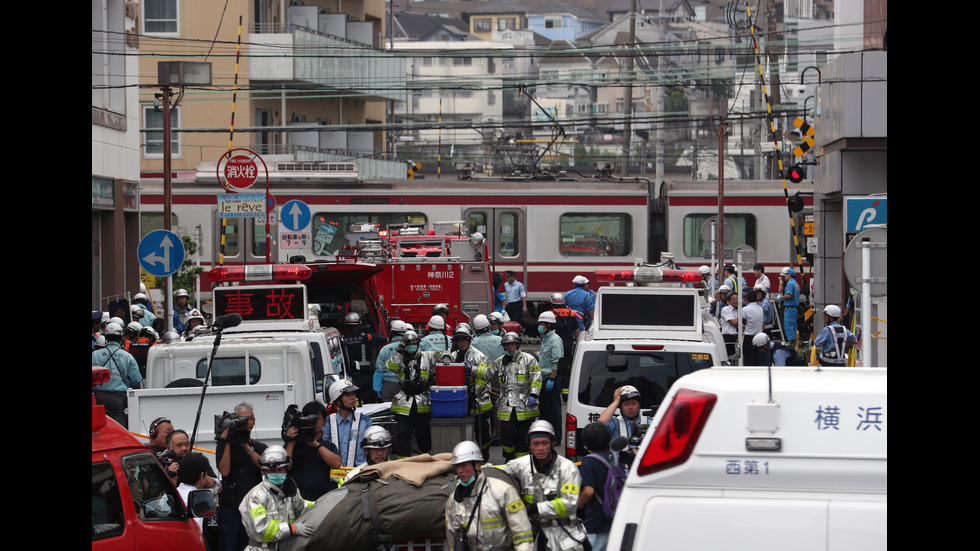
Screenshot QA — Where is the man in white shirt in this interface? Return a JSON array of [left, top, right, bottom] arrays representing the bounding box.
[[741, 291, 765, 365], [720, 293, 740, 344], [177, 452, 212, 536]]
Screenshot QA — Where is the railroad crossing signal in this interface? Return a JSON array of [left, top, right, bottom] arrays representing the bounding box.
[[791, 117, 815, 158], [407, 160, 422, 179], [786, 164, 806, 184]]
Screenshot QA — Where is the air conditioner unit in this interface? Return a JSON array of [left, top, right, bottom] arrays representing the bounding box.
[[292, 114, 306, 122]]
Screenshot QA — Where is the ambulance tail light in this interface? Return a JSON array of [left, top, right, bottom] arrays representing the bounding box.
[[595, 268, 703, 285], [565, 413, 578, 458], [208, 265, 311, 283], [635, 389, 716, 477]]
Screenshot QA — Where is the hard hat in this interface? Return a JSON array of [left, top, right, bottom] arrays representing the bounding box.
[[550, 292, 564, 305], [259, 445, 292, 471], [537, 311, 557, 324], [139, 326, 157, 340], [451, 440, 484, 465], [109, 316, 125, 326], [472, 314, 490, 331], [432, 303, 450, 315], [572, 275, 589, 286], [187, 310, 205, 325], [428, 315, 445, 331], [453, 323, 473, 340], [699, 265, 710, 274], [500, 331, 521, 347], [126, 321, 143, 334], [823, 305, 842, 318], [361, 426, 393, 449], [161, 330, 181, 344], [401, 330, 421, 348], [753, 281, 767, 291], [527, 419, 556, 443], [94, 334, 106, 348], [133, 293, 148, 304], [619, 385, 641, 403], [752, 333, 770, 347], [328, 379, 359, 403], [390, 319, 410, 334], [174, 289, 189, 298], [101, 312, 110, 324], [344, 312, 361, 325], [104, 322, 124, 337], [487, 312, 504, 324], [717, 285, 731, 294], [130, 304, 144, 318]]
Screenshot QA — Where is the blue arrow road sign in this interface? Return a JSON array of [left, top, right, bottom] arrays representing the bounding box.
[[138, 230, 186, 277], [281, 200, 311, 232], [845, 197, 887, 233]]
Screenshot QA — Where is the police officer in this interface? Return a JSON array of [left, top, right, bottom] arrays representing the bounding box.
[[341, 312, 387, 404], [499, 420, 588, 551], [386, 331, 435, 458], [92, 321, 142, 427], [446, 441, 534, 551], [536, 311, 564, 446], [445, 323, 494, 461], [480, 332, 542, 461], [596, 385, 654, 452], [777, 267, 801, 346], [752, 333, 803, 366], [375, 319, 410, 401], [813, 305, 857, 367], [564, 275, 596, 329], [324, 379, 374, 468], [421, 314, 452, 352], [239, 446, 315, 551], [173, 288, 193, 335]]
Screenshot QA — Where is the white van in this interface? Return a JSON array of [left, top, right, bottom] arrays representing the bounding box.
[[607, 366, 887, 551], [564, 284, 731, 459]]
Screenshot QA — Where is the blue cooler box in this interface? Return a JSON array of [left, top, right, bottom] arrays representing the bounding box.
[[430, 385, 468, 418]]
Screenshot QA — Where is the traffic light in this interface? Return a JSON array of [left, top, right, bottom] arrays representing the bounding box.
[[786, 164, 805, 183], [787, 192, 805, 213]]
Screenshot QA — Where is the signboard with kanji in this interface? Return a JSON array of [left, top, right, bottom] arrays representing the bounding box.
[[213, 285, 307, 322]]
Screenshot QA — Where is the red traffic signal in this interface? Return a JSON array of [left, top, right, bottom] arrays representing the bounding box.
[[786, 164, 805, 183]]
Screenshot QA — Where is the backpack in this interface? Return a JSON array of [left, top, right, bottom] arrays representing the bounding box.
[[585, 452, 627, 519]]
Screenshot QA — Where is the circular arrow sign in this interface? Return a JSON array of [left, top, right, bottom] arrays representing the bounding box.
[[224, 155, 258, 189], [138, 230, 186, 277]]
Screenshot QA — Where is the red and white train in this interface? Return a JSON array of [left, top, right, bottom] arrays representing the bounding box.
[[139, 162, 813, 308]]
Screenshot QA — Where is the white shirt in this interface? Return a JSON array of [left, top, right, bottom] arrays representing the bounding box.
[[720, 305, 739, 335], [742, 302, 764, 335], [177, 482, 205, 531]]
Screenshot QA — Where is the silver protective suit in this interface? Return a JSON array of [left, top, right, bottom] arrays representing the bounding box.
[[238, 478, 313, 550], [445, 471, 535, 551], [386, 350, 438, 415], [438, 347, 492, 415], [499, 454, 587, 551], [480, 350, 542, 420]]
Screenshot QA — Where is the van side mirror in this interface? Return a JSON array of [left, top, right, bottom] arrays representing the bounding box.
[[187, 489, 215, 518]]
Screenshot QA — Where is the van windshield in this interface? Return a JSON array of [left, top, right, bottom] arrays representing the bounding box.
[[196, 357, 261, 386], [576, 350, 712, 414]]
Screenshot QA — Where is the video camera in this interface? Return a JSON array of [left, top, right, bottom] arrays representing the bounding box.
[[281, 404, 318, 443], [611, 422, 650, 470], [214, 411, 251, 444]]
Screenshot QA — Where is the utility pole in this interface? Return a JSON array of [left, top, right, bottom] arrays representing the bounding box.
[[766, 0, 781, 178], [620, 0, 637, 177]]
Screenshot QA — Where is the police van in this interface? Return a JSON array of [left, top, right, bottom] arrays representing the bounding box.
[[564, 263, 732, 459], [607, 366, 886, 551]]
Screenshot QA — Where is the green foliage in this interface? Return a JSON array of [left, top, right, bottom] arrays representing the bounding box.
[[154, 235, 204, 307]]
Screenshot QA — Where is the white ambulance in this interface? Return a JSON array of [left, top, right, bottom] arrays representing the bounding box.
[[607, 366, 887, 551]]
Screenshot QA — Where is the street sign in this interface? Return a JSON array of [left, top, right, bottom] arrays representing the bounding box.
[[224, 155, 259, 189], [138, 229, 186, 277], [280, 200, 311, 232], [218, 194, 268, 217], [845, 196, 887, 233], [844, 227, 887, 297]]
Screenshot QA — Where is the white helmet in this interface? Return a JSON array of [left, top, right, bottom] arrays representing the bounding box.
[[109, 316, 125, 326], [619, 385, 641, 403], [487, 312, 504, 325], [328, 379, 359, 403], [428, 315, 445, 331], [390, 319, 410, 335], [537, 311, 557, 324], [101, 312, 110, 325], [174, 289, 189, 298], [453, 323, 473, 340], [133, 293, 149, 305], [361, 426, 393, 449], [717, 285, 731, 294], [344, 312, 361, 325], [550, 292, 564, 305], [161, 330, 181, 344], [259, 445, 292, 471], [527, 419, 556, 443], [823, 305, 842, 318], [451, 440, 484, 465], [472, 314, 490, 331], [572, 275, 589, 286], [94, 334, 106, 348], [103, 322, 124, 337], [126, 321, 143, 334], [699, 265, 710, 275], [130, 304, 144, 318], [752, 333, 771, 347]]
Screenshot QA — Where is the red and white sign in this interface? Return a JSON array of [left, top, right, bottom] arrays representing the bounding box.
[[224, 156, 258, 189]]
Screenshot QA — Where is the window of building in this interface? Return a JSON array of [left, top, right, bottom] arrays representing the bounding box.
[[143, 0, 178, 34], [453, 57, 472, 66], [560, 213, 632, 257], [498, 17, 517, 31], [474, 18, 491, 32], [544, 16, 563, 29], [143, 105, 180, 157], [310, 212, 427, 256], [682, 213, 757, 258]]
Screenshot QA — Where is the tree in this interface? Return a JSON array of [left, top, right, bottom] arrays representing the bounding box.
[[154, 235, 205, 307]]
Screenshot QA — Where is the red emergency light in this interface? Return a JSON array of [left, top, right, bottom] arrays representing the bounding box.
[[595, 268, 703, 285], [208, 264, 312, 283]]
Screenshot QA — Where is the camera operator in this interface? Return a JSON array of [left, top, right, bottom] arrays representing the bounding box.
[[596, 385, 654, 453], [163, 429, 221, 496], [215, 402, 267, 551], [283, 401, 342, 501], [146, 417, 174, 456]]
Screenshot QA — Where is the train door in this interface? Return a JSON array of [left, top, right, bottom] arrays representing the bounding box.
[[464, 206, 527, 277], [211, 207, 273, 266]]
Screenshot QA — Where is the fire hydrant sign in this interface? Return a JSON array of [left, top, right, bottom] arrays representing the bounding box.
[[224, 155, 258, 189], [218, 194, 267, 217]]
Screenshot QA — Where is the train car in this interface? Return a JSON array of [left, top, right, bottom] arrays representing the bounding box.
[[138, 164, 812, 309]]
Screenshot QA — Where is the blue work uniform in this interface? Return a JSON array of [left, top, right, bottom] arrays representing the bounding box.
[[323, 410, 373, 468], [813, 322, 856, 366], [137, 304, 157, 328], [471, 332, 505, 363], [374, 335, 402, 396], [420, 330, 452, 352], [780, 278, 801, 340], [92, 341, 142, 393], [564, 286, 596, 328], [605, 414, 655, 448]]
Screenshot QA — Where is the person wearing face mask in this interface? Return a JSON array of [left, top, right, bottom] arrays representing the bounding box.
[[480, 332, 542, 461], [386, 330, 436, 458], [444, 323, 493, 462], [535, 312, 564, 447], [239, 446, 315, 551], [471, 314, 505, 363], [487, 311, 506, 336], [445, 441, 534, 551]]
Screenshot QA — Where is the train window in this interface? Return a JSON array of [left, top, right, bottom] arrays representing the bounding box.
[[499, 212, 519, 257], [468, 212, 487, 237], [682, 213, 757, 258], [250, 219, 268, 258], [559, 213, 632, 257], [222, 219, 240, 256], [139, 213, 178, 239], [310, 212, 426, 256]]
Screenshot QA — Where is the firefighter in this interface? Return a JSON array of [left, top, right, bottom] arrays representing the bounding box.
[[124, 321, 143, 351], [341, 312, 387, 404], [375, 319, 410, 401], [498, 420, 588, 551], [386, 331, 435, 458], [564, 275, 596, 329], [239, 446, 315, 551], [343, 425, 394, 483], [536, 311, 564, 446], [813, 305, 857, 367], [480, 331, 542, 461], [183, 309, 206, 340], [546, 292, 582, 402], [444, 323, 493, 461], [421, 314, 452, 352], [92, 321, 142, 427], [446, 441, 534, 551], [487, 311, 506, 336], [129, 326, 156, 379], [432, 303, 451, 327]]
